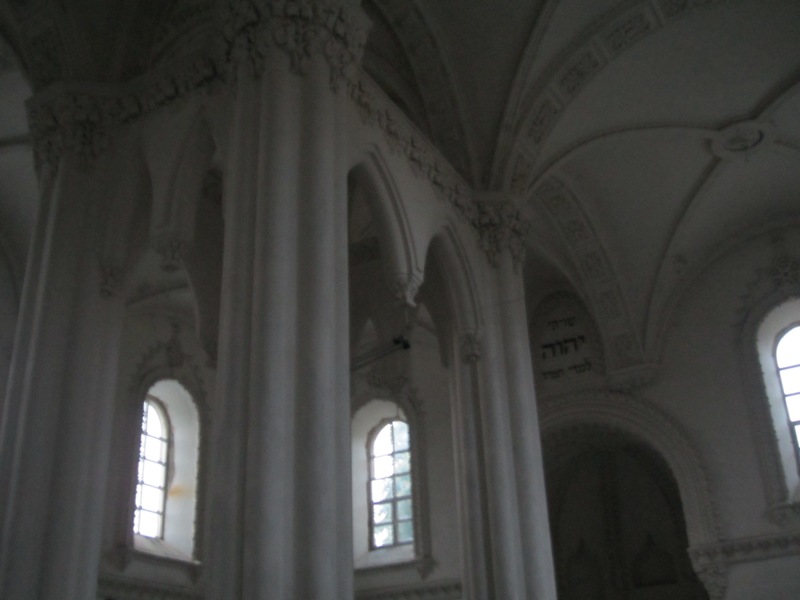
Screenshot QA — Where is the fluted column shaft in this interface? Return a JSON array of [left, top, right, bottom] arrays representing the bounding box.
[[0, 156, 126, 600], [206, 47, 352, 599], [496, 255, 558, 599], [455, 254, 557, 599]]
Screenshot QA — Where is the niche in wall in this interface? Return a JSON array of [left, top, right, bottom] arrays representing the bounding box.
[[545, 428, 708, 600]]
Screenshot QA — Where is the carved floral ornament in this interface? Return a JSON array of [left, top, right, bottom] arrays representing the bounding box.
[[222, 0, 370, 87]]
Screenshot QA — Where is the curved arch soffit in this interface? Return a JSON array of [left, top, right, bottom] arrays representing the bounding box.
[[349, 148, 427, 306], [426, 222, 483, 339], [526, 175, 643, 371], [540, 391, 721, 549], [367, 0, 474, 182]]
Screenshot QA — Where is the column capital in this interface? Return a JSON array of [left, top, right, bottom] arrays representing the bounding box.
[[471, 192, 530, 269], [223, 0, 371, 87]]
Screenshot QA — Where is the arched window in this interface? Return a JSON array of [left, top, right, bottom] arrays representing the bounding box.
[[132, 379, 200, 559], [776, 324, 800, 465], [135, 398, 169, 538], [369, 419, 414, 548], [755, 297, 800, 511]]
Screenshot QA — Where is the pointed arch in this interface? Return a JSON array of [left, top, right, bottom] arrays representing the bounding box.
[[349, 149, 427, 306]]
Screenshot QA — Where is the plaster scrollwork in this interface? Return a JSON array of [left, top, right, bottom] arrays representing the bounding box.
[[129, 321, 208, 409], [222, 0, 370, 88], [27, 52, 220, 173], [471, 199, 531, 268]]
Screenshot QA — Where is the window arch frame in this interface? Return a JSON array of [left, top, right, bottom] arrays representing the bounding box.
[[366, 417, 415, 550]]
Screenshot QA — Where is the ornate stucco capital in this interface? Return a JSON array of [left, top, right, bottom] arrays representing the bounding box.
[[222, 0, 371, 87], [471, 193, 530, 268]]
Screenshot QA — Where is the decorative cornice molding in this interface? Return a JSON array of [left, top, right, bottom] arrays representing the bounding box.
[[690, 531, 800, 566], [27, 51, 221, 172], [26, 18, 525, 268], [222, 0, 370, 88], [356, 579, 462, 600]]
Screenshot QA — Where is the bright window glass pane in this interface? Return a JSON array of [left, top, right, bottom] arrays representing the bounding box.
[[373, 524, 394, 547], [144, 436, 165, 462], [373, 455, 394, 479], [134, 400, 168, 538], [397, 499, 413, 520], [395, 474, 411, 497], [780, 365, 800, 396], [373, 502, 393, 525], [397, 520, 414, 543], [137, 510, 161, 538], [777, 327, 800, 368], [371, 477, 393, 502], [394, 451, 410, 474], [142, 460, 166, 487], [786, 394, 800, 423], [140, 485, 164, 512], [369, 418, 414, 549], [144, 403, 163, 438], [373, 424, 394, 457], [393, 421, 409, 451]]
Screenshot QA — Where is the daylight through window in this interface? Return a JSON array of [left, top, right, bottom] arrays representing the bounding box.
[[777, 325, 800, 462], [369, 419, 414, 548], [134, 398, 169, 538]]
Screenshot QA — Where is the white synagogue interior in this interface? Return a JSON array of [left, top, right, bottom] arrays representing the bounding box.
[[2, 1, 800, 599]]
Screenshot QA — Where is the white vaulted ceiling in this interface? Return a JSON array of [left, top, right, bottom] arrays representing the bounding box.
[[1, 0, 799, 366]]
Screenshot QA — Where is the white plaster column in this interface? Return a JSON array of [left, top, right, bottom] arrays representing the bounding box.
[[452, 247, 557, 599], [0, 153, 129, 599], [206, 5, 366, 597], [471, 299, 529, 599], [496, 253, 558, 599]]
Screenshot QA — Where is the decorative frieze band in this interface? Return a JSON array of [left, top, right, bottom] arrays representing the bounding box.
[[690, 531, 800, 567]]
